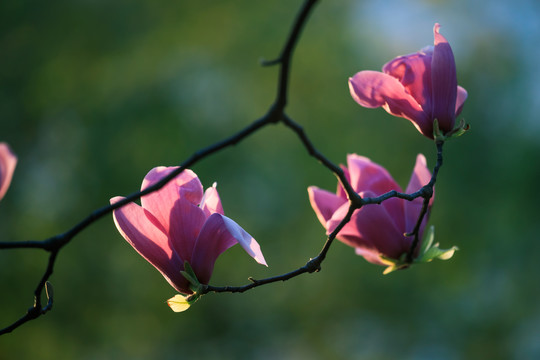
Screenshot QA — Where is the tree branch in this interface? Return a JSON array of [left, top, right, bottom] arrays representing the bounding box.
[[1, 0, 444, 334], [201, 140, 443, 295], [0, 0, 321, 335]]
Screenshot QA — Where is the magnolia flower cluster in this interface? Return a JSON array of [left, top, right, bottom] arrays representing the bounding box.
[[1, 23, 464, 315], [307, 23, 462, 269], [108, 23, 463, 310]]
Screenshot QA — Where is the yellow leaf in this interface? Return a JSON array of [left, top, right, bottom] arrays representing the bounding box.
[[167, 294, 191, 312]]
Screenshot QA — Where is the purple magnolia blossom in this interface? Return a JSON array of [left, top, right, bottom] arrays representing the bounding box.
[[111, 167, 267, 295], [349, 23, 467, 138], [308, 154, 432, 265], [0, 142, 17, 202]]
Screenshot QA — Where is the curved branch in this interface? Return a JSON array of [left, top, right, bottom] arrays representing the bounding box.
[[0, 0, 320, 335], [202, 140, 444, 295], [203, 204, 356, 295], [1, 0, 445, 335]]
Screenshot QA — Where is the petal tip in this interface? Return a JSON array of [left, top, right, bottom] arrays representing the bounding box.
[[433, 23, 448, 46], [416, 153, 427, 166], [110, 196, 125, 205]]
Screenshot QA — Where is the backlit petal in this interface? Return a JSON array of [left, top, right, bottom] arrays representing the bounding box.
[[308, 186, 347, 228], [346, 154, 401, 195], [110, 196, 188, 293], [200, 183, 224, 217], [455, 86, 468, 116], [355, 247, 387, 266], [383, 49, 433, 112], [141, 167, 203, 233], [191, 214, 266, 284], [346, 154, 404, 230], [349, 71, 431, 136], [431, 23, 458, 132], [221, 215, 266, 266], [336, 164, 350, 200], [0, 143, 17, 202], [168, 198, 206, 262]]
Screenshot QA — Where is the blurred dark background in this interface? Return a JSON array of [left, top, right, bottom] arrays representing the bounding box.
[[1, 0, 539, 359]]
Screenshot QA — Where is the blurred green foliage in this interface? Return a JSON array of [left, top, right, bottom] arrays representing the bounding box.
[[1, 0, 539, 359]]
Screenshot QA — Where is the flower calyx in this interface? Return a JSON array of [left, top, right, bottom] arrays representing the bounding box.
[[433, 118, 470, 142], [167, 261, 205, 313], [380, 226, 458, 275]]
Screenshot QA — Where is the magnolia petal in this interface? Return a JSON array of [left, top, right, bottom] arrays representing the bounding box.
[[168, 198, 207, 262], [355, 247, 387, 266], [189, 214, 238, 284], [308, 186, 347, 228], [336, 164, 351, 199], [346, 154, 400, 195], [110, 196, 189, 293], [431, 23, 458, 133], [200, 183, 224, 217], [346, 154, 404, 230], [0, 143, 17, 202], [351, 201, 409, 261], [383, 49, 433, 112], [404, 154, 433, 240], [349, 71, 431, 136], [455, 86, 468, 116], [221, 215, 266, 266], [404, 154, 432, 195], [141, 167, 204, 233], [325, 202, 358, 238], [327, 192, 408, 261], [190, 214, 266, 285]]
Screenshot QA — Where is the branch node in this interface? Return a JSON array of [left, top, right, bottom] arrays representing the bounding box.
[[349, 192, 363, 208], [421, 185, 433, 199], [305, 258, 321, 273]]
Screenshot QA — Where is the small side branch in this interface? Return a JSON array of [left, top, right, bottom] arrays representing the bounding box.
[[0, 0, 446, 335], [202, 204, 356, 295], [0, 0, 321, 336]]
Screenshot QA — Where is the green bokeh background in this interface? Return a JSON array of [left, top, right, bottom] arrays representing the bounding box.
[[1, 0, 539, 359]]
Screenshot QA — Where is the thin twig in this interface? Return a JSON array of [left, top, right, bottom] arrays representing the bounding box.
[[405, 141, 444, 261], [0, 0, 321, 335], [0, 0, 444, 334], [202, 140, 443, 295]]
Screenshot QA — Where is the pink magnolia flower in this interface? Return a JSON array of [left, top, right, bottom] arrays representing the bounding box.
[[308, 154, 432, 265], [0, 142, 17, 202], [111, 167, 267, 295], [349, 23, 467, 139]]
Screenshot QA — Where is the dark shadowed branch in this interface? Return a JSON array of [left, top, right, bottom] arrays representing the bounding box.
[[0, 0, 321, 336], [0, 0, 441, 334]]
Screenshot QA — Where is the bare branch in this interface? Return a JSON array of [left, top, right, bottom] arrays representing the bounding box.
[[0, 0, 321, 335], [0, 0, 444, 335]]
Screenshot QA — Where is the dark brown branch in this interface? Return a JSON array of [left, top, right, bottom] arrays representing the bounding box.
[[405, 141, 443, 261], [203, 204, 356, 295], [282, 114, 361, 205], [264, 0, 318, 110], [0, 0, 320, 335], [0, 251, 57, 335], [202, 137, 444, 295], [1, 0, 445, 334]]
